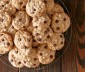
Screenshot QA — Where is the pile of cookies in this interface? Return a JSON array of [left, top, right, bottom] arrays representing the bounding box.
[[0, 0, 70, 68]]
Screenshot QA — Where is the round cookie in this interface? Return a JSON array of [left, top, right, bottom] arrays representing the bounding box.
[[47, 33, 65, 51], [8, 25, 17, 37], [32, 15, 51, 30], [33, 26, 53, 44], [51, 13, 70, 33], [49, 3, 64, 15], [0, 12, 11, 32], [42, 0, 54, 12], [14, 30, 32, 49], [11, 0, 28, 10], [0, 0, 16, 15], [26, 0, 46, 17], [0, 32, 13, 54], [22, 49, 40, 68], [8, 47, 24, 68], [12, 11, 30, 30], [38, 44, 55, 64]]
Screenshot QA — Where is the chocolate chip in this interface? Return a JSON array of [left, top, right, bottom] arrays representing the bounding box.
[[54, 44, 57, 47], [11, 26, 14, 29], [12, 16, 15, 18], [60, 35, 63, 38], [44, 21, 47, 23], [50, 55, 53, 58], [47, 28, 50, 31], [34, 58, 37, 61], [44, 46, 48, 49], [11, 59, 13, 62], [19, 18, 22, 21], [24, 61, 26, 63], [15, 51, 18, 54], [44, 0, 47, 4], [33, 9, 36, 11], [64, 18, 66, 21], [56, 27, 60, 30], [47, 35, 50, 39], [35, 26, 38, 28], [7, 42, 10, 46], [55, 20, 59, 23], [23, 6, 26, 9], [33, 64, 36, 66], [18, 38, 21, 41], [18, 62, 21, 64], [2, 39, 4, 41], [20, 2, 23, 5], [23, 26, 26, 28], [2, 5, 4, 7], [36, 33, 39, 36], [40, 53, 43, 56], [24, 46, 28, 49]]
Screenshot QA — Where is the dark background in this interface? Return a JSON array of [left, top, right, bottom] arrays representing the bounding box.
[[0, 0, 85, 72]]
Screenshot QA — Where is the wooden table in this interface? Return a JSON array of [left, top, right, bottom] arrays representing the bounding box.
[[0, 0, 85, 72]]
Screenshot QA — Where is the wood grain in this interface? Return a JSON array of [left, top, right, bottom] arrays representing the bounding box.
[[0, 0, 85, 72]]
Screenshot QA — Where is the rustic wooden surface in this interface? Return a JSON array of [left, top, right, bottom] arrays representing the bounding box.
[[0, 0, 85, 72]]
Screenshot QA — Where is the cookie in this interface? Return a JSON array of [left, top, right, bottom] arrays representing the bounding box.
[[26, 0, 46, 17], [43, 0, 54, 12], [0, 0, 16, 15], [22, 49, 40, 68], [47, 33, 65, 51], [32, 15, 51, 30], [38, 44, 55, 64], [14, 30, 32, 49], [33, 27, 53, 44], [49, 3, 64, 15], [12, 11, 30, 30], [0, 12, 11, 32], [8, 25, 17, 37], [51, 13, 70, 33], [0, 32, 13, 54], [11, 0, 28, 10], [8, 47, 24, 68]]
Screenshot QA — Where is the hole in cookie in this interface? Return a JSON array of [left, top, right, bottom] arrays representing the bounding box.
[[33, 9, 36, 11], [56, 27, 60, 30], [27, 38, 30, 42], [37, 38, 42, 42], [23, 26, 26, 28], [18, 38, 21, 41], [47, 28, 50, 31], [7, 42, 10, 46], [64, 18, 66, 21], [61, 41, 63, 44], [47, 35, 50, 39], [50, 55, 53, 58], [6, 1, 9, 4], [24, 46, 28, 49], [18, 62, 21, 64], [20, 2, 23, 5], [55, 20, 59, 23], [36, 33, 39, 36], [44, 31, 48, 34], [34, 58, 37, 61], [44, 46, 48, 49], [54, 44, 57, 47], [11, 26, 14, 29], [44, 21, 47, 24], [40, 53, 43, 56], [60, 35, 63, 38]]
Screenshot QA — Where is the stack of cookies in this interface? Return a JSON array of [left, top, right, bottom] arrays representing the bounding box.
[[0, 0, 70, 68]]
